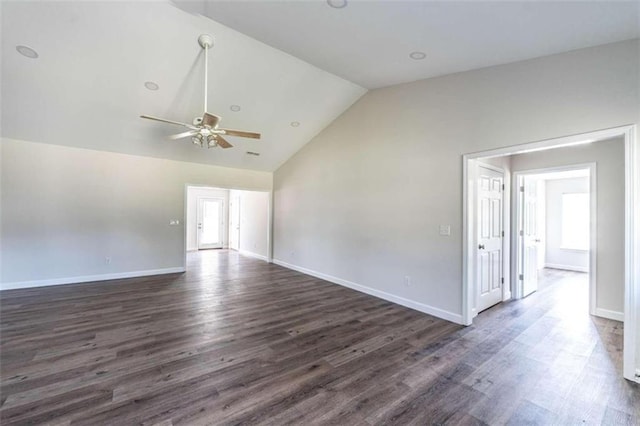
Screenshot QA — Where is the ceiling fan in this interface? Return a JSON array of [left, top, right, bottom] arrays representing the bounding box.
[[140, 34, 260, 149]]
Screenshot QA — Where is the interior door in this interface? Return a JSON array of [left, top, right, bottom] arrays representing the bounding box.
[[520, 176, 540, 297], [197, 198, 223, 250], [477, 164, 504, 312], [229, 195, 240, 251]]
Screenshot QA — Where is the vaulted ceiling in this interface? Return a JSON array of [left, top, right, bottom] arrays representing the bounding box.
[[2, 1, 637, 172], [180, 0, 640, 89], [1, 1, 365, 172]]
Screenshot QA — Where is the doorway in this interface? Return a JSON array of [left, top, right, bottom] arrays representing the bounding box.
[[184, 185, 272, 262], [197, 197, 224, 250], [462, 124, 638, 383], [513, 166, 595, 313]]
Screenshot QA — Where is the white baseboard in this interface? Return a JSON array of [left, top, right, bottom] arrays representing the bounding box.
[[272, 259, 464, 325], [238, 250, 268, 262], [502, 290, 512, 301], [545, 263, 589, 273], [1, 267, 186, 291], [595, 307, 624, 322]]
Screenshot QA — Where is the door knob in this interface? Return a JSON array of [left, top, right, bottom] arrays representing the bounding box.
[[478, 244, 485, 250], [535, 239, 541, 243]]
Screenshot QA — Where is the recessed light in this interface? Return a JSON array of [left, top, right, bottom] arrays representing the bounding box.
[[144, 81, 159, 91], [16, 45, 38, 59], [327, 0, 347, 8], [230, 105, 241, 112], [290, 121, 300, 127], [246, 151, 260, 156], [409, 51, 426, 60]]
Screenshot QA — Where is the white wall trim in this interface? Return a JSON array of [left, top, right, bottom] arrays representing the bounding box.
[[273, 259, 464, 325], [622, 124, 639, 383], [463, 124, 638, 383], [0, 267, 186, 291], [595, 308, 625, 322], [239, 249, 268, 262], [544, 263, 589, 273]]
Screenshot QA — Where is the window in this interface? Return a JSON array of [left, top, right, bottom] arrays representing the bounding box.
[[561, 193, 590, 250]]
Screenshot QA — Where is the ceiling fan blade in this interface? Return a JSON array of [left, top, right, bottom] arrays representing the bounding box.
[[140, 115, 198, 130], [201, 112, 220, 128], [220, 129, 261, 139], [169, 130, 198, 140], [216, 135, 233, 149]]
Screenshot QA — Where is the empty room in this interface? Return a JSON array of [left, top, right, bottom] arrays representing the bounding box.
[[1, 1, 639, 424]]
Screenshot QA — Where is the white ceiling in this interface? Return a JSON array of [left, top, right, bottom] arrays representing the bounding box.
[[1, 1, 365, 172], [179, 0, 640, 89], [2, 2, 638, 173]]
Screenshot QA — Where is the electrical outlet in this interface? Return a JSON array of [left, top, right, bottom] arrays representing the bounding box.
[[404, 276, 411, 286], [439, 225, 451, 236], [169, 220, 181, 226]]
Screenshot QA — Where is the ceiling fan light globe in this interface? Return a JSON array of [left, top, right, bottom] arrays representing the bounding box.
[[207, 135, 217, 148], [192, 134, 204, 147]]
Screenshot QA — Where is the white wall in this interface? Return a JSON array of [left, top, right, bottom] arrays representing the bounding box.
[[186, 187, 229, 251], [544, 177, 590, 272], [0, 138, 272, 288], [510, 138, 624, 314], [229, 190, 270, 260], [273, 40, 638, 323]]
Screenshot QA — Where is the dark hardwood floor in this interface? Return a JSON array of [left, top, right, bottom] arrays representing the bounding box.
[[1, 252, 638, 425]]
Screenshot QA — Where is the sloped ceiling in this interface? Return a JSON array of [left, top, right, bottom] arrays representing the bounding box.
[[3, 1, 637, 173], [1, 1, 366, 172], [179, 0, 640, 89]]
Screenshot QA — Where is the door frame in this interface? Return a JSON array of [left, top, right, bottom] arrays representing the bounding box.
[[196, 196, 224, 250], [473, 161, 508, 315], [462, 124, 638, 383], [512, 164, 596, 316], [229, 193, 241, 251]]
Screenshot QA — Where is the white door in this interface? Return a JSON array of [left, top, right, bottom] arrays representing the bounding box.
[[477, 164, 504, 312], [519, 176, 540, 297], [229, 195, 240, 251], [197, 198, 223, 249]]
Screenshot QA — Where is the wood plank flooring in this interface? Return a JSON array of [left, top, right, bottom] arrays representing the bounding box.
[[1, 251, 638, 425]]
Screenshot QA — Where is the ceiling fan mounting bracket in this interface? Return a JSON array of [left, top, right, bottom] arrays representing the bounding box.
[[198, 34, 214, 49]]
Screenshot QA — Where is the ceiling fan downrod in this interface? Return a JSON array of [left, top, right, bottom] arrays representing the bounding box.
[[198, 34, 214, 114]]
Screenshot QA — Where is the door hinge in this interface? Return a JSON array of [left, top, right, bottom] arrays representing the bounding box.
[[519, 230, 523, 236], [501, 277, 504, 284], [519, 274, 524, 281], [520, 186, 524, 192], [502, 184, 505, 191], [501, 230, 504, 237]]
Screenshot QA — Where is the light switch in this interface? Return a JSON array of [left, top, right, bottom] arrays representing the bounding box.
[[439, 225, 451, 236]]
